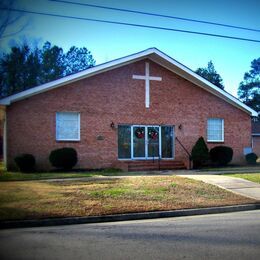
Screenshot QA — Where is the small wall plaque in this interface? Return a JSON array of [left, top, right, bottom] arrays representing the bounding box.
[[97, 135, 104, 141]]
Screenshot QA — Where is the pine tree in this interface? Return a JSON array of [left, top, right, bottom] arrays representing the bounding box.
[[196, 61, 224, 89]]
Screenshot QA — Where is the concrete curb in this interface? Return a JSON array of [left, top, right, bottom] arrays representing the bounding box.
[[1, 203, 260, 229]]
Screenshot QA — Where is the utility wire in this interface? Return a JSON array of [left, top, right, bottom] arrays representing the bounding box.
[[1, 7, 260, 43], [49, 0, 260, 33]]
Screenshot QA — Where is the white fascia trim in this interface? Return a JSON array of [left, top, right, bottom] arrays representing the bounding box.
[[0, 49, 153, 105], [0, 47, 258, 117], [150, 49, 258, 117]]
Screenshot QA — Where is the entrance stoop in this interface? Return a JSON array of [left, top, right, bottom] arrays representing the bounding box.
[[127, 160, 186, 171]]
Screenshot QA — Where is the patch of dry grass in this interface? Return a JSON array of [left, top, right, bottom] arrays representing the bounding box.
[[0, 176, 256, 221]]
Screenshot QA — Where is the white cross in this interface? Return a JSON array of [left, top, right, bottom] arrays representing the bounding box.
[[132, 62, 162, 108]]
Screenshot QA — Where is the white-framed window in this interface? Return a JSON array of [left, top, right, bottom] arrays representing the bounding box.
[[56, 112, 80, 141], [207, 118, 224, 142]]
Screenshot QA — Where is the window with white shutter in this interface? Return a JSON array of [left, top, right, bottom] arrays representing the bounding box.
[[56, 112, 80, 141]]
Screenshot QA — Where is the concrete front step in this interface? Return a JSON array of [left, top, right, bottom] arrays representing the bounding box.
[[127, 160, 186, 171]]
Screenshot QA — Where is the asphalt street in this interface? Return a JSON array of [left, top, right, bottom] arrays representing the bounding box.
[[0, 210, 260, 260]]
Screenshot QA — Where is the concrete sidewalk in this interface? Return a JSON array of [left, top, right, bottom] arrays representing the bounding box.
[[178, 175, 260, 200]]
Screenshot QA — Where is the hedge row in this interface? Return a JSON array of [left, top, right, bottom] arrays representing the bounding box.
[[191, 137, 234, 168], [14, 140, 259, 172], [191, 136, 258, 168], [14, 147, 78, 172]]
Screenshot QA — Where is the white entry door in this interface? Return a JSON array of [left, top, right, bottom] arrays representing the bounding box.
[[131, 125, 161, 159]]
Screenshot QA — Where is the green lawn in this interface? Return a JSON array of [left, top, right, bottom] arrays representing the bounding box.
[[0, 161, 112, 181], [0, 176, 256, 221], [0, 171, 100, 181], [199, 164, 260, 172], [224, 173, 260, 184], [0, 161, 157, 181], [0, 168, 140, 181]]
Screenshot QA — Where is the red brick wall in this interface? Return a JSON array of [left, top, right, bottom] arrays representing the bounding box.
[[252, 136, 260, 157], [6, 60, 252, 170]]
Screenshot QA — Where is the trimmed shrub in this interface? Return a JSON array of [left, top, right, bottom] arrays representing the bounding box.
[[49, 147, 78, 170], [245, 153, 258, 165], [191, 137, 209, 168], [210, 146, 233, 166], [14, 154, 36, 172]]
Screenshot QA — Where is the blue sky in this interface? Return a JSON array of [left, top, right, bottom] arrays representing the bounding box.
[[0, 0, 260, 97]]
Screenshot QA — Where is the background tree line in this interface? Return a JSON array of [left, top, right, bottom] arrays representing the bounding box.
[[0, 41, 95, 97]]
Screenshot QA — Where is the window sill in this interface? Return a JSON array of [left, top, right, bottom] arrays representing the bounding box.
[[56, 140, 80, 142], [207, 140, 224, 143]]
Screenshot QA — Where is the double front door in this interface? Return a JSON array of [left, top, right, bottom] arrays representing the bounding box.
[[132, 125, 161, 159], [118, 125, 174, 160]]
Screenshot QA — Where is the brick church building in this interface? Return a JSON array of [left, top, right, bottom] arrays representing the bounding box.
[[0, 48, 257, 171]]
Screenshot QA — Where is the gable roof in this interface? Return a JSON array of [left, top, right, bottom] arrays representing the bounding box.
[[0, 47, 257, 116]]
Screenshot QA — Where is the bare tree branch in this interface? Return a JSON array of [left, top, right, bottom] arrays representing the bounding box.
[[1, 22, 28, 39], [0, 0, 26, 40]]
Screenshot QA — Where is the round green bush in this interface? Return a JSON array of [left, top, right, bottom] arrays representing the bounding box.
[[245, 153, 258, 165], [14, 154, 36, 172], [49, 147, 78, 170], [210, 146, 233, 166]]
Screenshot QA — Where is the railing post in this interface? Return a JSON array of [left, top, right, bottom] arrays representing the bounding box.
[[158, 154, 161, 171], [152, 145, 155, 163]]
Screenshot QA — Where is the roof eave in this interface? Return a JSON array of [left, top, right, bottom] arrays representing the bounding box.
[[0, 48, 155, 106], [0, 47, 258, 117], [149, 49, 258, 117]]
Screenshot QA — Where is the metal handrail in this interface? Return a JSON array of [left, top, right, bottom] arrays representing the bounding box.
[[151, 143, 161, 170], [175, 137, 192, 169]]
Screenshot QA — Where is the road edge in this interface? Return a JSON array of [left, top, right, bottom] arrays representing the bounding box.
[[1, 203, 260, 229]]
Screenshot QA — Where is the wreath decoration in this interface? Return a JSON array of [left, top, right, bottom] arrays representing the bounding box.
[[135, 127, 145, 139], [148, 128, 158, 140]]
